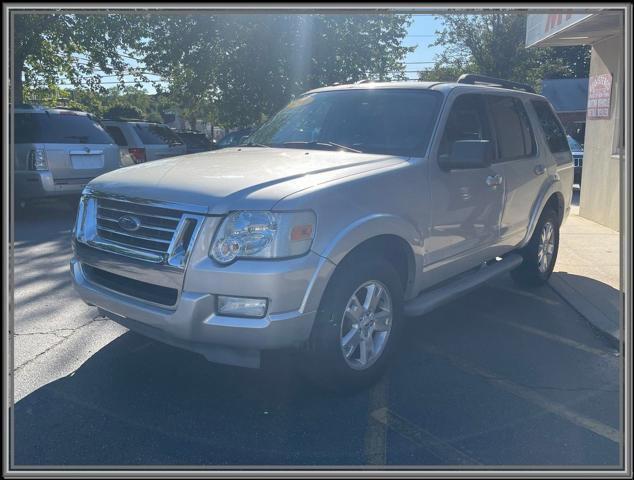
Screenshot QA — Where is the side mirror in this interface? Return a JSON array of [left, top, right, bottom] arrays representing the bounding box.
[[439, 140, 493, 170]]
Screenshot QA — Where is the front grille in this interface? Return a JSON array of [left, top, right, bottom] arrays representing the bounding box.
[[82, 264, 178, 306], [96, 197, 183, 254]]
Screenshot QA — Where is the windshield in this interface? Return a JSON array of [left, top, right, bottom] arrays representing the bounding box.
[[15, 112, 114, 144], [247, 89, 442, 156], [567, 135, 583, 151], [135, 124, 184, 145]]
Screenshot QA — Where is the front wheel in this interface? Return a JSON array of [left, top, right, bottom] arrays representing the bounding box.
[[511, 208, 560, 287], [300, 256, 404, 392]]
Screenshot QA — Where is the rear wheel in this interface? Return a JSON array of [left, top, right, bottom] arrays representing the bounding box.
[[300, 255, 404, 392], [511, 208, 559, 287]]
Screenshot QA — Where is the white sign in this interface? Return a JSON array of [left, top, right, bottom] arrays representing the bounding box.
[[587, 73, 613, 119], [526, 13, 593, 47]]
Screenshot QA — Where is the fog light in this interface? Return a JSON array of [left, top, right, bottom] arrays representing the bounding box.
[[217, 295, 268, 318]]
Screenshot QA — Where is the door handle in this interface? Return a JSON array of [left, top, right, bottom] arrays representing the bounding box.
[[486, 174, 503, 187], [534, 164, 546, 175]]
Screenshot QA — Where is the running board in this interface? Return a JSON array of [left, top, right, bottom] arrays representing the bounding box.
[[403, 253, 523, 317]]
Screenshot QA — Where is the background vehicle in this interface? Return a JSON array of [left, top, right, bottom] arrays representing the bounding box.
[[172, 129, 215, 154], [215, 127, 255, 149], [14, 105, 121, 207], [567, 134, 583, 186], [72, 76, 572, 391], [102, 119, 187, 163]]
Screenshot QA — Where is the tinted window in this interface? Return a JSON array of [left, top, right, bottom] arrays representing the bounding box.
[[179, 132, 211, 147], [248, 90, 442, 156], [487, 96, 536, 160], [439, 94, 492, 157], [531, 100, 569, 153], [14, 112, 114, 144], [135, 124, 184, 145], [105, 126, 128, 146]]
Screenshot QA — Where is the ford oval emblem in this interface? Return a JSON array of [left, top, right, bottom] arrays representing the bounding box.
[[118, 214, 141, 232]]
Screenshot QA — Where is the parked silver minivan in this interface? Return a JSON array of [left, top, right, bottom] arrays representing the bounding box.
[[102, 120, 187, 163], [14, 106, 122, 207]]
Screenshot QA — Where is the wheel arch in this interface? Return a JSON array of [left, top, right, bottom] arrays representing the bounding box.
[[519, 178, 566, 249]]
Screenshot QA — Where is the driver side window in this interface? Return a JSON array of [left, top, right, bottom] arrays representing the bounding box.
[[438, 94, 492, 159]]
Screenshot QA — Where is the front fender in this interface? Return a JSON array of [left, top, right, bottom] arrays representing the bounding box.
[[320, 213, 423, 266], [299, 214, 423, 312]]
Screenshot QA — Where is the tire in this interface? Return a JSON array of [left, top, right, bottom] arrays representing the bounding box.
[[300, 254, 404, 392], [511, 207, 560, 287]]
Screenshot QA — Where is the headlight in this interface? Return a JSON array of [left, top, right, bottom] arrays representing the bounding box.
[[210, 210, 316, 264]]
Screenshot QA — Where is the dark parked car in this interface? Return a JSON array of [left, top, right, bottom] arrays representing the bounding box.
[[215, 128, 255, 149], [567, 135, 583, 186], [173, 130, 215, 154]]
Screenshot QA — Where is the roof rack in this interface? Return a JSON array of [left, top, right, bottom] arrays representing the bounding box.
[[456, 74, 535, 94]]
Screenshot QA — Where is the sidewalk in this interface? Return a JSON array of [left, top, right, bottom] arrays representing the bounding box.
[[550, 204, 621, 344]]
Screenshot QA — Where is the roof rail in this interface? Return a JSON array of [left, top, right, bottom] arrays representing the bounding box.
[[456, 74, 536, 94]]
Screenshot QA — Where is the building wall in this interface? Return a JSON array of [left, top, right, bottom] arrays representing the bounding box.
[[578, 34, 623, 231]]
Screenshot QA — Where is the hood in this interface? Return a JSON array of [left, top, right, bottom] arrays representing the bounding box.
[[87, 147, 407, 214]]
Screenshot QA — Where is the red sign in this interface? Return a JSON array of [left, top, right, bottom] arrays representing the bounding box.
[[587, 73, 612, 119]]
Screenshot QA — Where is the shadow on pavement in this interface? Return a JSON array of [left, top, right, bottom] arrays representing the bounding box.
[[13, 331, 375, 467]]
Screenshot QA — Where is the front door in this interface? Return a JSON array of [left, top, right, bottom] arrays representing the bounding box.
[[425, 93, 505, 280]]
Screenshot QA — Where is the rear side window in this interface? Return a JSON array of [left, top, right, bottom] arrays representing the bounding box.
[[487, 96, 536, 161], [531, 100, 569, 153], [135, 124, 184, 145], [105, 126, 128, 146], [14, 112, 114, 144]]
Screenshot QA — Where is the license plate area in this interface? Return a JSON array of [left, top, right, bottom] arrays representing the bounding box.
[[71, 154, 104, 169]]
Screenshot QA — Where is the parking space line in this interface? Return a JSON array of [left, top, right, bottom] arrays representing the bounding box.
[[364, 375, 388, 465], [421, 344, 620, 444], [370, 407, 481, 465], [489, 317, 617, 357]]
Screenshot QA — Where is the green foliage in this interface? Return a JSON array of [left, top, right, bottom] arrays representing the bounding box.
[[420, 14, 591, 91], [13, 12, 151, 104], [141, 14, 414, 127], [104, 105, 144, 120]]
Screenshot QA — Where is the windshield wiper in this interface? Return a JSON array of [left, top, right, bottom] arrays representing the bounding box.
[[281, 141, 361, 153]]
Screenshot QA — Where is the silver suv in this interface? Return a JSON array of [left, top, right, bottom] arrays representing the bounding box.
[[14, 106, 121, 207], [71, 76, 573, 390], [102, 120, 187, 163]]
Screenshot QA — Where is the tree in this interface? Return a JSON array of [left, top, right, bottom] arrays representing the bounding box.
[[420, 14, 590, 91], [142, 14, 414, 127], [12, 12, 151, 105]]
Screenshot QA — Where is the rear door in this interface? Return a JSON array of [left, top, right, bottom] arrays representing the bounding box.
[[133, 123, 187, 160], [486, 95, 544, 243], [28, 112, 120, 183]]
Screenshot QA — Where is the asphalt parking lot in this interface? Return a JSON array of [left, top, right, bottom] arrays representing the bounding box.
[[11, 200, 622, 468]]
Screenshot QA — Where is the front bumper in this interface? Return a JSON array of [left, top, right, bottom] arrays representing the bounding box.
[[71, 241, 334, 368]]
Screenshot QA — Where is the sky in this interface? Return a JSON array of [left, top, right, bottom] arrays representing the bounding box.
[[402, 14, 445, 80]]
